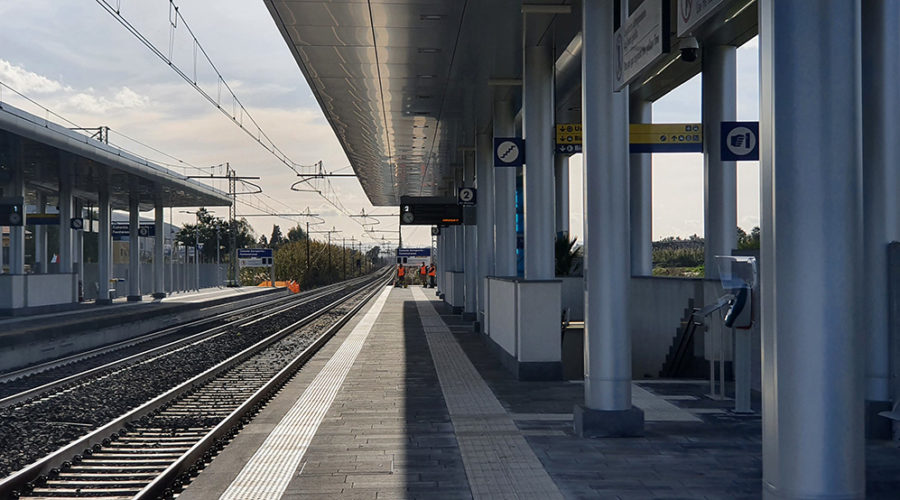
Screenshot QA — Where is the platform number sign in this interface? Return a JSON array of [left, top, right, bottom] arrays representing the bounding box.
[[0, 197, 24, 226], [457, 187, 476, 206], [70, 218, 84, 230], [431, 226, 441, 236], [721, 121, 759, 161], [494, 137, 525, 167]]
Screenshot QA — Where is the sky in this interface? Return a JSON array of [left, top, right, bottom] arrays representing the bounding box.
[[0, 1, 760, 250]]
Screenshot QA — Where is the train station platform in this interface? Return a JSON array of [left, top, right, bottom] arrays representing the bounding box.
[[0, 286, 285, 374], [179, 286, 900, 499]]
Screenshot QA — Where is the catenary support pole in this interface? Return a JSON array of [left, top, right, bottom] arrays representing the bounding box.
[[759, 1, 864, 497]]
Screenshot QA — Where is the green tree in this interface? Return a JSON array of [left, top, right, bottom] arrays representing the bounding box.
[[738, 226, 760, 250], [258, 234, 269, 247], [174, 208, 254, 262], [270, 225, 284, 249], [555, 234, 582, 276], [287, 224, 306, 242]]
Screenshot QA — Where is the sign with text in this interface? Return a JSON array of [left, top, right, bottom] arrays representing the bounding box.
[[238, 248, 274, 267], [26, 213, 60, 226], [614, 0, 669, 90], [112, 222, 155, 237], [400, 196, 463, 226], [630, 123, 702, 153], [555, 123, 582, 154], [677, 0, 727, 36]]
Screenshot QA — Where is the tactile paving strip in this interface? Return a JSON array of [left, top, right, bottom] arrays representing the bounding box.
[[218, 287, 392, 500], [411, 287, 563, 499]]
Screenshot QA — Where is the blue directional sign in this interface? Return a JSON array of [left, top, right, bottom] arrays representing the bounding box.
[[238, 248, 274, 267], [112, 223, 155, 237], [494, 137, 525, 167], [721, 121, 759, 161], [397, 248, 431, 258]]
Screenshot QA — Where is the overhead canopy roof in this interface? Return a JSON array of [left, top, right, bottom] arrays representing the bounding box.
[[265, 0, 758, 207], [0, 102, 231, 211]]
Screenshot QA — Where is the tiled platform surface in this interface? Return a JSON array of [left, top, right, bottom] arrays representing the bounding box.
[[181, 286, 900, 499]]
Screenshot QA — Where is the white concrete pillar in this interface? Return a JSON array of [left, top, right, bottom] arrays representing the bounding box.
[[74, 198, 84, 300], [861, 0, 900, 438], [555, 154, 569, 238], [464, 150, 477, 317], [128, 190, 141, 301], [153, 197, 166, 299], [494, 93, 518, 277], [35, 192, 47, 273], [702, 45, 737, 278], [97, 178, 112, 304], [476, 131, 495, 323], [523, 37, 555, 280], [759, 1, 864, 497], [58, 154, 74, 274], [575, 0, 642, 437], [8, 144, 25, 274], [436, 231, 444, 293], [629, 99, 652, 276]]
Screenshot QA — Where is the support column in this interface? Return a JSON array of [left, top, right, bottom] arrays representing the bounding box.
[[58, 154, 74, 274], [862, 0, 900, 439], [35, 192, 47, 273], [8, 143, 25, 274], [476, 131, 495, 327], [494, 93, 518, 277], [629, 98, 652, 276], [97, 178, 112, 304], [523, 38, 555, 280], [760, 1, 864, 498], [702, 45, 737, 278], [463, 150, 477, 318], [575, 0, 643, 437], [153, 196, 166, 299], [127, 190, 141, 301], [554, 155, 569, 238], [74, 198, 84, 301]]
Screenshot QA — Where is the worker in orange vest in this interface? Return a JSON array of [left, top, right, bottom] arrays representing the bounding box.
[[397, 263, 405, 287], [419, 262, 427, 286], [428, 263, 437, 288]]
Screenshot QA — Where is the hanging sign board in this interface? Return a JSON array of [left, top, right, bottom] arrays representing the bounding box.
[[630, 123, 702, 153], [457, 187, 476, 207], [112, 222, 156, 237], [614, 0, 670, 90], [494, 137, 525, 167], [26, 213, 60, 225], [400, 196, 464, 226], [0, 197, 24, 226], [720, 121, 759, 161], [677, 0, 727, 36], [556, 123, 582, 154]]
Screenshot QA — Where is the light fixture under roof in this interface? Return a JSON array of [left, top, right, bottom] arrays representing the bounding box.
[[417, 48, 441, 54], [417, 74, 436, 79], [420, 14, 445, 21]]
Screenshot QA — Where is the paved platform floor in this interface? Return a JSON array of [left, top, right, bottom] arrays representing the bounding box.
[[181, 286, 900, 499]]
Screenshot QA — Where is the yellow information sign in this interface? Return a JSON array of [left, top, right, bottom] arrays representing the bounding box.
[[630, 123, 702, 152], [554, 122, 702, 153]]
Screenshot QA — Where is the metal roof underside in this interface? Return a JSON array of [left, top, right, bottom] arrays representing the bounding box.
[[265, 0, 758, 207], [0, 102, 231, 211]]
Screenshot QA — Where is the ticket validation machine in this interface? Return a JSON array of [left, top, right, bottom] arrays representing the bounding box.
[[716, 256, 757, 413]]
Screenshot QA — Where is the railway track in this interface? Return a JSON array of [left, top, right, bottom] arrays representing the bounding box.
[[0, 271, 390, 499], [0, 279, 358, 398]]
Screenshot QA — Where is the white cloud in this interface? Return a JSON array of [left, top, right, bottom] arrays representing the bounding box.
[[64, 86, 150, 114], [0, 59, 70, 94]]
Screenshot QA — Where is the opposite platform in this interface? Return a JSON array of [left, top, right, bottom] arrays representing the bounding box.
[[180, 286, 900, 499]]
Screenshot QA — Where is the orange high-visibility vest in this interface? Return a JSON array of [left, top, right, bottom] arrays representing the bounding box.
[[398, 266, 405, 277], [428, 266, 436, 277], [420, 264, 427, 275]]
